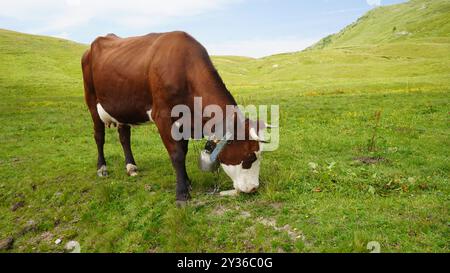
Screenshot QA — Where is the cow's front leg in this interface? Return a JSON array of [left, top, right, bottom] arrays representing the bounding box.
[[118, 125, 138, 176], [169, 139, 191, 204], [154, 113, 191, 204]]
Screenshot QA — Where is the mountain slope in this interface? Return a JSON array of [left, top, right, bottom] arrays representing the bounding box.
[[211, 0, 450, 97], [0, 29, 87, 98], [310, 0, 450, 50], [1, 0, 449, 99]]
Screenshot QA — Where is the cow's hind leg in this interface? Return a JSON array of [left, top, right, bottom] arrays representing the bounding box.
[[93, 116, 107, 177], [118, 125, 138, 176], [83, 50, 108, 177], [85, 95, 108, 177]]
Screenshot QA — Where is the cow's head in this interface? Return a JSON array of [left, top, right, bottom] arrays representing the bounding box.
[[216, 120, 268, 193]]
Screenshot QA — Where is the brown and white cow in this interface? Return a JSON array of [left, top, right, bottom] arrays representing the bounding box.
[[81, 31, 266, 203]]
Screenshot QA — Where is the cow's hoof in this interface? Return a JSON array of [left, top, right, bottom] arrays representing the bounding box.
[[97, 165, 108, 177], [126, 164, 138, 177], [176, 200, 188, 208]]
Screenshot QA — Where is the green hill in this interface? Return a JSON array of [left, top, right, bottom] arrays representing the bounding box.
[[211, 0, 450, 98], [0, 29, 86, 99], [310, 0, 450, 49], [2, 0, 449, 99]]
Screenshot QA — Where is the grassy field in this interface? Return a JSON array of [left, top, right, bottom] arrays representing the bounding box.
[[0, 0, 449, 252]]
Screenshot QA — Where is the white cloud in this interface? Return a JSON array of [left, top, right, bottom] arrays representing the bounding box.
[[366, 0, 382, 7], [52, 32, 71, 40], [65, 0, 81, 7], [205, 37, 319, 58], [0, 0, 240, 34]]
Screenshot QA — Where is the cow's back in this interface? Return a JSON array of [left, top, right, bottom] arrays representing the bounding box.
[[84, 31, 230, 125], [87, 33, 163, 124]]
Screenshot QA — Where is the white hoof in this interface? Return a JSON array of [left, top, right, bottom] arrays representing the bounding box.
[[126, 164, 138, 177], [97, 165, 108, 177]]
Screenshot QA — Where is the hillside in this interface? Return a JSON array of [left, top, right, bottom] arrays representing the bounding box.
[[2, 0, 449, 99], [212, 0, 450, 98], [0, 29, 86, 99], [310, 0, 450, 49]]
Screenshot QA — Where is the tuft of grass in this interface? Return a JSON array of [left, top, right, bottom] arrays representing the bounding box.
[[367, 110, 383, 153]]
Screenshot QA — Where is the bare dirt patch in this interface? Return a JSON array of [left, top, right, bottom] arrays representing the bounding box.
[[0, 237, 14, 250], [354, 156, 386, 165], [11, 201, 25, 212], [212, 205, 231, 216], [257, 217, 311, 246]]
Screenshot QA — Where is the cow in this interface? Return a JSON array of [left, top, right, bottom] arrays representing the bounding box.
[[81, 31, 267, 204]]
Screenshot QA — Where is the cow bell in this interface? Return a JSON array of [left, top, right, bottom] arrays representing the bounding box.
[[199, 150, 219, 172], [198, 133, 233, 172]]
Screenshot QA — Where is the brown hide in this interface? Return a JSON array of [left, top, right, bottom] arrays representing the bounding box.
[[82, 31, 260, 168]]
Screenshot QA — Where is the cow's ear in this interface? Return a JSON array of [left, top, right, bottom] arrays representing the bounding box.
[[252, 119, 277, 130]]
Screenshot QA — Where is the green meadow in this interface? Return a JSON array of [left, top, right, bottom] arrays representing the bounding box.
[[0, 0, 448, 252]]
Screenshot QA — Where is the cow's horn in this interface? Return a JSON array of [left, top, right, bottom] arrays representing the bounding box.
[[265, 123, 277, 129], [250, 127, 266, 142]]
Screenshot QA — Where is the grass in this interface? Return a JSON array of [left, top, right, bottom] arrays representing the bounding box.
[[0, 0, 449, 253]]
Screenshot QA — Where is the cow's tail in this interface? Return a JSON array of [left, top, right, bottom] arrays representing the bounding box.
[[81, 49, 97, 108]]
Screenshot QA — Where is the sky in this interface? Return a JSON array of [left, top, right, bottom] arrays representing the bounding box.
[[0, 0, 407, 57]]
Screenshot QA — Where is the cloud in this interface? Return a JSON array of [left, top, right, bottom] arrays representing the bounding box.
[[205, 37, 319, 58], [51, 32, 71, 40], [366, 0, 382, 7], [0, 0, 240, 34]]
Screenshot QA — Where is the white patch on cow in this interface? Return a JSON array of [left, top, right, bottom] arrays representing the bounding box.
[[97, 165, 108, 177], [146, 109, 154, 123], [126, 163, 138, 176], [221, 151, 262, 193], [97, 103, 121, 127]]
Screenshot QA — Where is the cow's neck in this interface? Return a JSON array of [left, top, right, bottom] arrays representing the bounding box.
[[195, 85, 241, 140], [191, 65, 240, 139]]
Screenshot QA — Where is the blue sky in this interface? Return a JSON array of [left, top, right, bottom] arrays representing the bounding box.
[[0, 0, 406, 57]]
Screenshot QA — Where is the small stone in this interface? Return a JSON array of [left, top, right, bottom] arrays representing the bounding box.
[[64, 241, 81, 253], [55, 238, 62, 245], [0, 237, 14, 250]]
